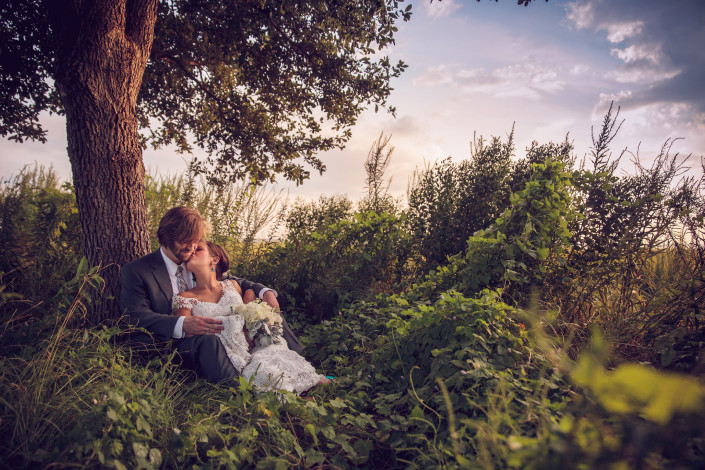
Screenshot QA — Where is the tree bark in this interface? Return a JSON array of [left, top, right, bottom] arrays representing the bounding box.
[[50, 0, 158, 321]]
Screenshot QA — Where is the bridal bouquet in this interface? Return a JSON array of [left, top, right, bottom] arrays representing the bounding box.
[[231, 300, 284, 347]]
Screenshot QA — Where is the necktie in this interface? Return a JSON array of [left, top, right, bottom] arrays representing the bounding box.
[[175, 265, 188, 293]]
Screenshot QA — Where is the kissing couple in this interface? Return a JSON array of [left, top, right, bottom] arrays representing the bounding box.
[[120, 206, 331, 394]]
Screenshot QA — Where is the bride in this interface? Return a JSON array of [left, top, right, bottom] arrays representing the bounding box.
[[172, 241, 331, 394]]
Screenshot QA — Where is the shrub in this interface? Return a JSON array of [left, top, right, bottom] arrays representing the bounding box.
[[406, 129, 564, 272], [283, 194, 353, 242], [0, 165, 82, 300], [254, 210, 415, 321]]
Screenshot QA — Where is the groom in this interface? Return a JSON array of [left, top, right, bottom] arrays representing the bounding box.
[[120, 206, 302, 385]]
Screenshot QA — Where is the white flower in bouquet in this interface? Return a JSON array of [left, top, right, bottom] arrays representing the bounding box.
[[231, 300, 284, 347], [232, 300, 283, 327]]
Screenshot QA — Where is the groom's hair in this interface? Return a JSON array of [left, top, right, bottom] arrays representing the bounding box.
[[157, 206, 208, 247], [205, 241, 230, 280]]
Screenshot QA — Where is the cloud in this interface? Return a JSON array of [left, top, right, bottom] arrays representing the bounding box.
[[605, 21, 643, 43], [565, 0, 705, 118], [413, 62, 566, 101], [610, 44, 660, 65], [597, 90, 633, 109], [422, 0, 461, 19], [570, 64, 590, 75], [386, 115, 423, 136], [412, 64, 456, 86]]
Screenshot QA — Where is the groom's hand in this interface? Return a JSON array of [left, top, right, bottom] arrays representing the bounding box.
[[243, 289, 256, 304], [262, 290, 279, 309], [182, 316, 224, 336]]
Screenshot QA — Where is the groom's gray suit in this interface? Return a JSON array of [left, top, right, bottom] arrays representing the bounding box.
[[120, 250, 302, 385]]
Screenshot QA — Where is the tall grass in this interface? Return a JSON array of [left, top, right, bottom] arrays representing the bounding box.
[[0, 164, 82, 301], [144, 161, 287, 273]]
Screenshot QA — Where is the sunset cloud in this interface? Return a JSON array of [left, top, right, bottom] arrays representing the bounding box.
[[413, 62, 566, 101], [422, 0, 461, 19], [566, 0, 705, 117]]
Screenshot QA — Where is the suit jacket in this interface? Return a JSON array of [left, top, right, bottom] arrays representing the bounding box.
[[120, 249, 302, 352]]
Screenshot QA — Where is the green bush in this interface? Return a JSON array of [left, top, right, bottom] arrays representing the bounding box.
[[0, 165, 82, 301], [255, 210, 416, 321], [283, 194, 354, 242], [405, 130, 572, 273]]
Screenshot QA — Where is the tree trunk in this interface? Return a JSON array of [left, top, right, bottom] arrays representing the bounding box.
[[51, 0, 158, 321]]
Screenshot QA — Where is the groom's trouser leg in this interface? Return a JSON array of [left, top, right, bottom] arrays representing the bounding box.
[[281, 318, 304, 354], [175, 335, 239, 387]]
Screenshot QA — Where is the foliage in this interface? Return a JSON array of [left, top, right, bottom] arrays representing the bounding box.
[[283, 194, 354, 243], [402, 155, 574, 308], [0, 165, 82, 300], [256, 210, 416, 322], [0, 1, 57, 143], [2, 112, 704, 468], [571, 333, 705, 425], [302, 282, 705, 468], [406, 129, 564, 272], [2, 0, 413, 186], [3, 253, 704, 469], [521, 330, 705, 469], [544, 105, 705, 362]]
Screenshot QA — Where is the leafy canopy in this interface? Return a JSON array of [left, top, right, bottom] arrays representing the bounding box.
[[0, 0, 412, 184]]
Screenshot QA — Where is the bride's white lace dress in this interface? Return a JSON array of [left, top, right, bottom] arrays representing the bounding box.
[[173, 281, 324, 394]]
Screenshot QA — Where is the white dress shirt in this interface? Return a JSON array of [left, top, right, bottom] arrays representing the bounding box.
[[160, 247, 195, 339]]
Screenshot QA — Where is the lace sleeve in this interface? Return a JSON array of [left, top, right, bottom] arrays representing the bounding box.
[[223, 279, 241, 293], [172, 294, 198, 313]]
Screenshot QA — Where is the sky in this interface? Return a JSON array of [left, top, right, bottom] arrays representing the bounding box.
[[2, 0, 704, 203]]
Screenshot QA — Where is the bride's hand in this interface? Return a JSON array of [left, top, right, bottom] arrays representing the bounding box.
[[182, 316, 224, 336]]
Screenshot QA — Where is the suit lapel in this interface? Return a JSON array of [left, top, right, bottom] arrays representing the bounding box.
[[148, 250, 173, 303]]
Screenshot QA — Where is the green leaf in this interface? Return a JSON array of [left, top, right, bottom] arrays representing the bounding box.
[[409, 405, 424, 419], [320, 425, 336, 440], [304, 424, 318, 445], [536, 247, 549, 259], [328, 398, 347, 409], [572, 354, 705, 424], [111, 459, 128, 470], [305, 449, 325, 466]]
